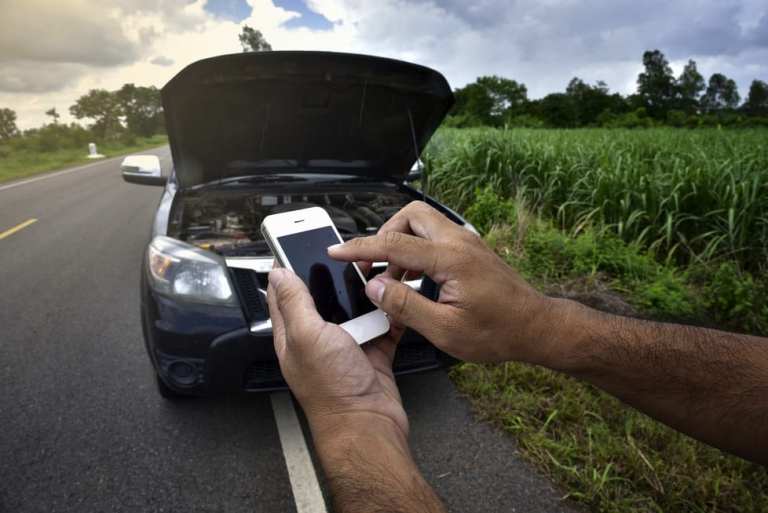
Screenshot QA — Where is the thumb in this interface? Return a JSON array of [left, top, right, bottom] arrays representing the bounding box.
[[366, 276, 447, 341], [268, 268, 324, 345]]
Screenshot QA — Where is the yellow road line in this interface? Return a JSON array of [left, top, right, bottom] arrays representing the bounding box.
[[0, 218, 38, 240]]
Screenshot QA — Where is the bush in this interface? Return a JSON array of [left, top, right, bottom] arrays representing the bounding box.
[[666, 109, 686, 127], [470, 188, 697, 319], [464, 185, 517, 233], [694, 262, 768, 333], [603, 108, 654, 128], [505, 114, 546, 128]]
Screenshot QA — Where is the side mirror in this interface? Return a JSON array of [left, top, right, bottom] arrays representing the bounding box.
[[121, 155, 166, 186], [405, 159, 424, 183]]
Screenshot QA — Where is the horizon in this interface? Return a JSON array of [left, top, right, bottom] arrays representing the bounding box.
[[2, 0, 767, 130]]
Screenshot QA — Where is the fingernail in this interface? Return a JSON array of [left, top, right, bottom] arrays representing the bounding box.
[[327, 243, 343, 254], [269, 268, 286, 287], [366, 277, 386, 303]]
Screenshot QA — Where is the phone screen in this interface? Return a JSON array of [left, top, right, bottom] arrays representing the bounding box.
[[278, 226, 376, 324]]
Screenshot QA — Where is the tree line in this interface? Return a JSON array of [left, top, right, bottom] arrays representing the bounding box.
[[0, 24, 275, 153], [3, 45, 767, 148], [449, 49, 768, 128], [0, 84, 164, 154], [0, 23, 271, 152]]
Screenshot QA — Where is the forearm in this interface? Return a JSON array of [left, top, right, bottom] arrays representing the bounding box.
[[544, 299, 768, 463], [309, 414, 446, 513]]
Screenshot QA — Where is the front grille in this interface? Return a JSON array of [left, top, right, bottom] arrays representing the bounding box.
[[242, 343, 440, 392], [243, 361, 285, 391], [230, 268, 269, 321]]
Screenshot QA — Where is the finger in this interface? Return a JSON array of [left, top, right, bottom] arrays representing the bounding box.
[[328, 232, 443, 278], [365, 275, 449, 341], [382, 263, 406, 281], [356, 260, 372, 277], [268, 268, 325, 347], [266, 282, 287, 357], [378, 201, 454, 241], [381, 267, 422, 281], [363, 321, 405, 378]]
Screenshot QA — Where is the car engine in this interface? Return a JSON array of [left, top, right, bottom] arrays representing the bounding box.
[[173, 190, 413, 257]]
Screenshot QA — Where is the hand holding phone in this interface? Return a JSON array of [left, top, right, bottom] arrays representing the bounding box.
[[261, 207, 390, 344]]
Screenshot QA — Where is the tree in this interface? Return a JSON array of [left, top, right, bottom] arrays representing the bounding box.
[[565, 77, 625, 126], [636, 49, 676, 118], [700, 73, 740, 112], [239, 25, 272, 52], [538, 93, 577, 128], [69, 89, 123, 139], [45, 107, 60, 125], [743, 80, 768, 116], [116, 84, 163, 136], [451, 82, 495, 126], [450, 76, 527, 126], [476, 75, 527, 122], [0, 108, 19, 141], [676, 60, 705, 113]]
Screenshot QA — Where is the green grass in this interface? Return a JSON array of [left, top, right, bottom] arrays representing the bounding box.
[[424, 128, 768, 273], [443, 184, 768, 512], [0, 134, 168, 184], [452, 362, 768, 513], [429, 141, 768, 513]]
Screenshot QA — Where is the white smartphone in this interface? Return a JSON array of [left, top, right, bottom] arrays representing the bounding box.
[[261, 206, 390, 344]]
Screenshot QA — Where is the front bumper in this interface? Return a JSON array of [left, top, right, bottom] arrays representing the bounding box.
[[141, 261, 451, 396]]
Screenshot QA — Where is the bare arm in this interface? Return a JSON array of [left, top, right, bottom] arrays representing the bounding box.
[[267, 269, 446, 513], [330, 201, 768, 464], [554, 301, 768, 463], [311, 414, 445, 513]]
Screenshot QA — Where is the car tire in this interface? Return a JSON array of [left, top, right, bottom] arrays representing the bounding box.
[[155, 374, 190, 400]]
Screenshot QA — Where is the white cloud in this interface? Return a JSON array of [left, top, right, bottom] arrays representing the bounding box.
[[1, 0, 767, 129], [150, 56, 175, 66]]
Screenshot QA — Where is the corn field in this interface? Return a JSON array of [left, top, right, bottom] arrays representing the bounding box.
[[424, 128, 768, 272]]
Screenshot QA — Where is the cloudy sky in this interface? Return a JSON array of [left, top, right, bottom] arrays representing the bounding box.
[[2, 0, 767, 129]]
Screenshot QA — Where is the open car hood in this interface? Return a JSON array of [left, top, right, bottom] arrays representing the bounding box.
[[162, 51, 454, 189]]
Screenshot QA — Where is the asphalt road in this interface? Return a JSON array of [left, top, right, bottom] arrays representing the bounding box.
[[0, 149, 576, 513]]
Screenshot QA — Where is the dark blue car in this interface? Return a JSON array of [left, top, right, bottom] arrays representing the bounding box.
[[122, 51, 475, 398]]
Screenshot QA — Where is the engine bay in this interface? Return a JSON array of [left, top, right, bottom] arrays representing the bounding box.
[[171, 189, 415, 257]]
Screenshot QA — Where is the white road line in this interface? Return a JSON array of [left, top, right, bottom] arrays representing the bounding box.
[[271, 392, 328, 513], [0, 146, 170, 193]]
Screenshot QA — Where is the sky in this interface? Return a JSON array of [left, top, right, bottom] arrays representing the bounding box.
[[1, 0, 767, 129]]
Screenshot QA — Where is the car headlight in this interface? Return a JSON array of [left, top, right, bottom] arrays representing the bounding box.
[[146, 236, 237, 306]]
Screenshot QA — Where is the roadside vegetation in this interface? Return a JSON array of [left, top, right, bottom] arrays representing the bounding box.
[[0, 133, 167, 184], [423, 129, 768, 511], [0, 84, 166, 183], [446, 49, 768, 129]]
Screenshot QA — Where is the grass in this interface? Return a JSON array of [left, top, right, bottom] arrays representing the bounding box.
[[426, 126, 768, 505], [0, 134, 168, 184], [438, 178, 768, 511], [424, 128, 768, 273], [452, 361, 768, 513]]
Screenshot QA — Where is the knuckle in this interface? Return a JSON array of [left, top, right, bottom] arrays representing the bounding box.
[[406, 200, 427, 212], [383, 230, 403, 248], [391, 285, 412, 321], [347, 236, 365, 249], [460, 226, 482, 244]]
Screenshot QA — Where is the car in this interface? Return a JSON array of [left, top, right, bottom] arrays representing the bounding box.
[[122, 51, 476, 399]]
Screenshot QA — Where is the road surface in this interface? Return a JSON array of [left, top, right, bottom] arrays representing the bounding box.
[[0, 148, 575, 512]]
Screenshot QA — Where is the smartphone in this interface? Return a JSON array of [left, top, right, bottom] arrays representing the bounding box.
[[261, 206, 389, 344]]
